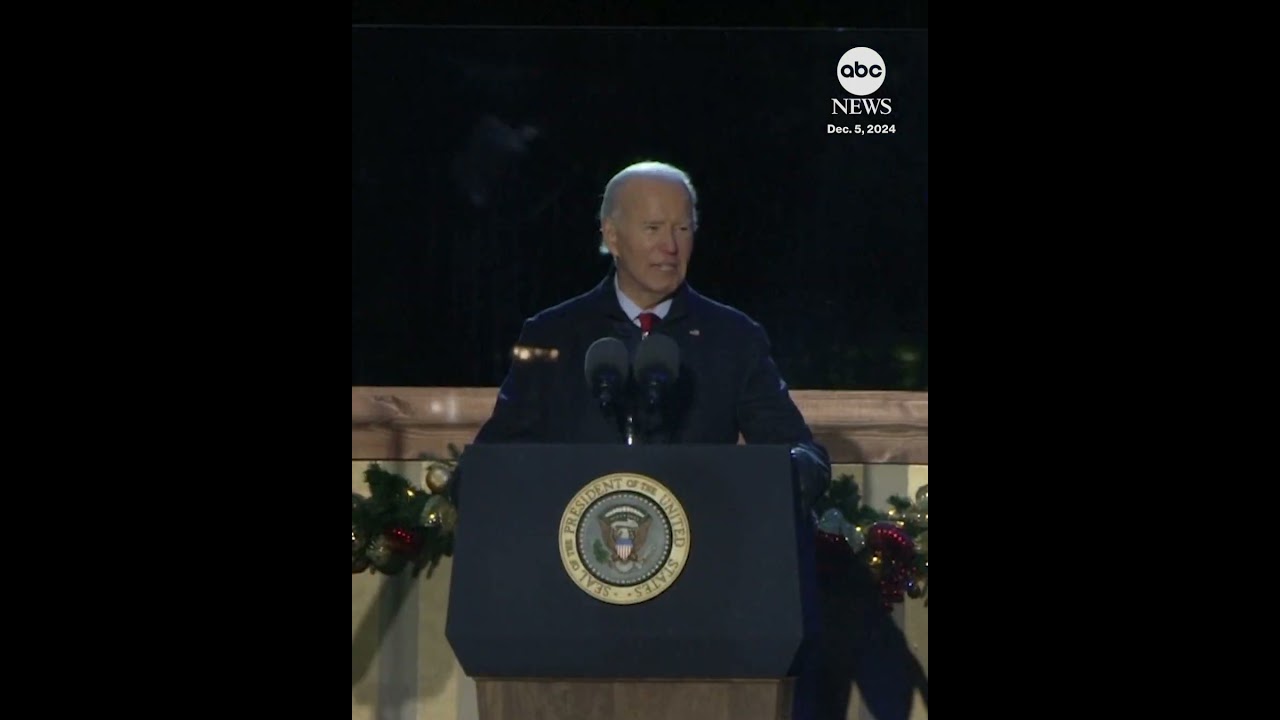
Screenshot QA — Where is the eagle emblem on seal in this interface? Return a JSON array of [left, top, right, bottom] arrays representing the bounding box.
[[596, 505, 652, 573]]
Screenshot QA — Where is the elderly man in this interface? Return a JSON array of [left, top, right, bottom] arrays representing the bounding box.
[[463, 161, 830, 720], [472, 160, 830, 504]]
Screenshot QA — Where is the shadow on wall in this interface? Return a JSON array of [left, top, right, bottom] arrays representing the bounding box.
[[352, 575, 414, 692], [353, 565, 461, 718], [805, 548, 928, 720]]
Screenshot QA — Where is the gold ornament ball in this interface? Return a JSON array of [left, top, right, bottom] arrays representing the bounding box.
[[352, 554, 370, 574], [366, 535, 393, 564], [906, 575, 927, 599], [437, 503, 458, 533], [916, 530, 928, 554], [425, 463, 452, 493], [367, 535, 409, 574], [421, 495, 451, 527]]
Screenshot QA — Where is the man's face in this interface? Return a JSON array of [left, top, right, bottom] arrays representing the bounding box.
[[603, 176, 695, 309]]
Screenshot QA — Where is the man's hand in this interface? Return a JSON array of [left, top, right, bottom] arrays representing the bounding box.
[[790, 443, 831, 513]]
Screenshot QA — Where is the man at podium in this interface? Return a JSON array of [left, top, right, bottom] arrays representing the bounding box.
[[469, 159, 830, 508], [451, 159, 832, 720]]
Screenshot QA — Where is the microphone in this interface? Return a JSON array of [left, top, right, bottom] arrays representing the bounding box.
[[633, 332, 680, 408], [584, 337, 630, 412]]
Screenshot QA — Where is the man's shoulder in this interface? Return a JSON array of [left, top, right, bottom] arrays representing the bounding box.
[[688, 287, 763, 336], [522, 282, 606, 330]]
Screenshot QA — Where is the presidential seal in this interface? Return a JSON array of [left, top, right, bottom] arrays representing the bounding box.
[[558, 472, 690, 605]]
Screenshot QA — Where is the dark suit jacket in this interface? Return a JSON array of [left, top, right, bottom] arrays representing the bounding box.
[[475, 271, 828, 469]]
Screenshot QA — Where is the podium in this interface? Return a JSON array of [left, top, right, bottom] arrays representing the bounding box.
[[445, 444, 819, 720]]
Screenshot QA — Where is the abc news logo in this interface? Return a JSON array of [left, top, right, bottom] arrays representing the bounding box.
[[833, 47, 891, 115]]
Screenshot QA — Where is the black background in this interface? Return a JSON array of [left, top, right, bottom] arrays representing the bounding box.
[[353, 25, 928, 390]]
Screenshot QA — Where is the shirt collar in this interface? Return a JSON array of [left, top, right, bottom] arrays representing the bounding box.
[[614, 273, 673, 325]]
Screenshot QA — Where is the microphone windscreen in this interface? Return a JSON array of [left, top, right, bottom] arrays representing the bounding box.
[[584, 337, 630, 386], [634, 333, 680, 381]]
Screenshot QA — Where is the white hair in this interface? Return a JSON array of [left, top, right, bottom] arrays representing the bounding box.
[[597, 161, 699, 255]]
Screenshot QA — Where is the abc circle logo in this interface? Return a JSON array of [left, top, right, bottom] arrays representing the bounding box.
[[837, 47, 886, 96]]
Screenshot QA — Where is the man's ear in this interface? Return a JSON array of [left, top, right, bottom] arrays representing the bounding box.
[[601, 218, 619, 257]]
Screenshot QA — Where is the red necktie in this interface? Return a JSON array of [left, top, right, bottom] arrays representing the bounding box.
[[638, 312, 658, 335]]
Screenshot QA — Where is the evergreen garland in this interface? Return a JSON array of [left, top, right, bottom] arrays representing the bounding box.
[[352, 456, 928, 610]]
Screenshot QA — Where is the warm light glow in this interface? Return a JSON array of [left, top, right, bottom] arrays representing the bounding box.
[[511, 345, 561, 362], [512, 345, 563, 361]]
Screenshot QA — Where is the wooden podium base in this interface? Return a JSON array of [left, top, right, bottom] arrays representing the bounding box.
[[475, 678, 795, 720]]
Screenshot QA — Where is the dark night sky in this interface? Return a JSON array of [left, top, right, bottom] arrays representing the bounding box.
[[352, 26, 927, 390]]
